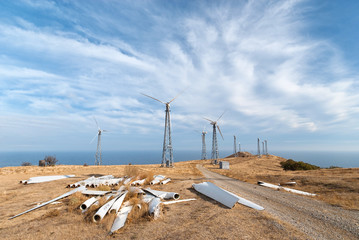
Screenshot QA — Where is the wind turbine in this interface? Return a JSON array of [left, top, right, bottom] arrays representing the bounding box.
[[196, 127, 207, 160], [141, 91, 184, 167], [204, 111, 225, 164], [90, 118, 108, 165]]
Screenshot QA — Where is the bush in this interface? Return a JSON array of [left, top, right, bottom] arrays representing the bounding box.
[[280, 159, 320, 171], [21, 162, 32, 166], [44, 155, 58, 166]]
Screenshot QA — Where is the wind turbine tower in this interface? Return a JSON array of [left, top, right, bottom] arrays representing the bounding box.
[[234, 135, 238, 157], [265, 140, 268, 155], [262, 141, 265, 156], [238, 142, 241, 152], [141, 91, 184, 167], [204, 112, 225, 164], [257, 138, 261, 158], [90, 118, 108, 165], [201, 130, 207, 160]]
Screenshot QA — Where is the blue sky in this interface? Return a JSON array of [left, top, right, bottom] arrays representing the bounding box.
[[1, 0, 359, 153]]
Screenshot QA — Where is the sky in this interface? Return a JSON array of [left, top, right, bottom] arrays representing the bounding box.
[[1, 0, 359, 153]]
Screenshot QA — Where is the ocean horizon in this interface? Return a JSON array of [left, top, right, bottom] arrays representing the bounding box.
[[0, 150, 358, 168]]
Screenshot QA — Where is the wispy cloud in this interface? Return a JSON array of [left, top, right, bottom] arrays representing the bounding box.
[[0, 0, 359, 151]]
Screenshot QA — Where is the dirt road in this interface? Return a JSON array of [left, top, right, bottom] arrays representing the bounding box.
[[197, 165, 359, 240]]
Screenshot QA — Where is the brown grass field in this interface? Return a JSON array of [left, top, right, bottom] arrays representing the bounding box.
[[0, 155, 358, 239]]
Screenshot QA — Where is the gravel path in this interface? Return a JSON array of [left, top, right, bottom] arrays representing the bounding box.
[[197, 165, 359, 240]]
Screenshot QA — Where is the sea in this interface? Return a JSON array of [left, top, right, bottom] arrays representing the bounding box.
[[0, 150, 358, 168]]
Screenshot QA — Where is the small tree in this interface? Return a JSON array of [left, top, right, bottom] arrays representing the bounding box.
[[44, 155, 58, 166]]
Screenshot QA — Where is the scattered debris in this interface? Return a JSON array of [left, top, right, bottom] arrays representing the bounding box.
[[162, 198, 197, 205], [160, 178, 171, 185], [131, 179, 146, 186], [9, 186, 86, 219], [193, 182, 264, 210], [148, 197, 162, 219], [81, 190, 111, 196], [258, 181, 316, 196], [80, 197, 99, 211], [143, 188, 180, 200], [21, 175, 75, 184], [150, 175, 165, 185], [279, 181, 297, 186], [109, 202, 133, 234], [192, 182, 239, 208]]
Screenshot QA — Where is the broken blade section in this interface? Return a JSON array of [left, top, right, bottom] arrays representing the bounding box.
[[9, 186, 86, 220], [192, 182, 238, 208], [109, 204, 133, 234]]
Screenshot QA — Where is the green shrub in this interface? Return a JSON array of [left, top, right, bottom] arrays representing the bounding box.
[[280, 159, 320, 171]]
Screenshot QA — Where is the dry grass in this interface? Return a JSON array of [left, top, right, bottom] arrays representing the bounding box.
[[0, 159, 334, 239], [205, 154, 359, 210]]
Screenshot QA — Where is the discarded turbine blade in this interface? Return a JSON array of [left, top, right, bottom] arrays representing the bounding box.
[[131, 179, 146, 186], [162, 198, 197, 205], [192, 182, 238, 208], [9, 186, 86, 220], [110, 203, 133, 234], [148, 197, 161, 219], [109, 191, 128, 214], [143, 188, 179, 200], [93, 194, 120, 222], [141, 93, 165, 104], [81, 190, 110, 196], [150, 175, 166, 185], [258, 181, 316, 196], [222, 189, 264, 210], [22, 175, 75, 184], [160, 178, 171, 185], [80, 197, 99, 211]]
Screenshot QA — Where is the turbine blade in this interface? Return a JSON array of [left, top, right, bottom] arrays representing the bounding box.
[[89, 134, 98, 144], [93, 117, 99, 129], [141, 93, 165, 104], [203, 117, 214, 123], [168, 87, 188, 103], [217, 110, 227, 122], [217, 125, 224, 140]]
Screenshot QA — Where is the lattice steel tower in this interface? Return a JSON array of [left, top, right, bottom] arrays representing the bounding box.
[[141, 91, 184, 167], [204, 112, 225, 164], [90, 118, 108, 166]]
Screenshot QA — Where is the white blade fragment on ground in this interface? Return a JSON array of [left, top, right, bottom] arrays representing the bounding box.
[[258, 181, 316, 196], [123, 177, 133, 185], [143, 188, 179, 200], [131, 179, 146, 186], [222, 189, 264, 210], [80, 197, 99, 211], [93, 193, 121, 222], [192, 182, 239, 208], [23, 175, 75, 184], [150, 175, 166, 185], [9, 186, 86, 219], [160, 178, 171, 185], [110, 203, 133, 234], [162, 198, 197, 205], [109, 191, 128, 214], [81, 190, 110, 196], [148, 197, 161, 219]]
